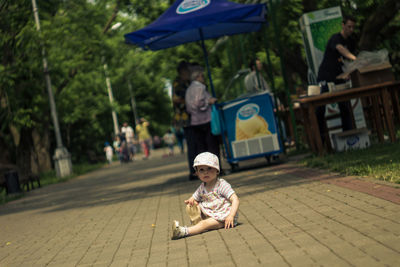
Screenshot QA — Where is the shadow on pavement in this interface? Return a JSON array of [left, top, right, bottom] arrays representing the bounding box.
[[0, 153, 329, 216]]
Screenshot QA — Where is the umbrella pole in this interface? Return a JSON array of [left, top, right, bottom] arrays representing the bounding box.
[[199, 28, 216, 97]]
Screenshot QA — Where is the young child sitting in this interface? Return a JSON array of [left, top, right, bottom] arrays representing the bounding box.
[[171, 152, 240, 240]]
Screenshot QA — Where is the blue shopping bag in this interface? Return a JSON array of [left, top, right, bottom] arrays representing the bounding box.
[[211, 105, 221, 135]]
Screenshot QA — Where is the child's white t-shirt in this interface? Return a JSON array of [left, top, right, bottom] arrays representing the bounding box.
[[192, 178, 237, 222], [105, 146, 113, 157], [163, 133, 175, 145]]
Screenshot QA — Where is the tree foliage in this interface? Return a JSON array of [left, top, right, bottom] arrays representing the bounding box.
[[0, 0, 399, 175]]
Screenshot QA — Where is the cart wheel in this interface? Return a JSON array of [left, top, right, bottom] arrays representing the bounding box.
[[230, 163, 239, 172], [265, 156, 271, 164]]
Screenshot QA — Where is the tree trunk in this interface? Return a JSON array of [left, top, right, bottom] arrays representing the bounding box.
[[358, 0, 400, 50], [31, 128, 52, 174], [15, 128, 32, 180], [0, 137, 12, 165], [284, 46, 309, 86]]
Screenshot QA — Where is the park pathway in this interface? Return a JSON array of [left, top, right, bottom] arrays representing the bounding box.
[[1, 151, 399, 266]]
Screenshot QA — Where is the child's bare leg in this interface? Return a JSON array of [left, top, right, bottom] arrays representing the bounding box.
[[187, 218, 224, 236]]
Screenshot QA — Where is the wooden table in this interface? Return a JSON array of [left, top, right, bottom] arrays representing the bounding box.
[[295, 81, 400, 155]]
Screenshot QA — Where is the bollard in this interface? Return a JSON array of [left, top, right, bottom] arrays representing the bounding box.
[[4, 170, 22, 194]]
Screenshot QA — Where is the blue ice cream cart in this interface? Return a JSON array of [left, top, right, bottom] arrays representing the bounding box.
[[124, 0, 284, 171], [218, 91, 283, 171]]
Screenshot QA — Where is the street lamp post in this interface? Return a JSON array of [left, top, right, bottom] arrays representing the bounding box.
[[31, 0, 72, 178], [103, 60, 120, 136], [128, 81, 139, 127], [102, 22, 122, 137]]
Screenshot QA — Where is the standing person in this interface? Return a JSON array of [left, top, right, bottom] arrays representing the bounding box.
[[112, 136, 121, 162], [185, 65, 221, 172], [136, 118, 151, 159], [163, 129, 176, 156], [171, 152, 239, 240], [172, 126, 185, 154], [244, 57, 282, 110], [244, 58, 271, 94], [316, 15, 357, 142], [121, 122, 135, 161], [246, 58, 288, 143], [104, 142, 113, 164], [152, 135, 162, 149], [172, 60, 196, 180], [118, 130, 130, 163]]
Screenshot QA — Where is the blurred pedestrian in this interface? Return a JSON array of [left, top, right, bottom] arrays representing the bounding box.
[[163, 129, 176, 156], [244, 58, 271, 94], [245, 57, 287, 143], [136, 118, 152, 159], [121, 122, 135, 161], [104, 142, 113, 164], [244, 58, 282, 108], [172, 60, 196, 179], [118, 128, 129, 163], [172, 126, 185, 154], [185, 65, 220, 174], [153, 135, 162, 149], [113, 136, 121, 162]]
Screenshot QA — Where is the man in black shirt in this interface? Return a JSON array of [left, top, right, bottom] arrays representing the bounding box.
[[316, 15, 357, 143], [172, 61, 197, 180]]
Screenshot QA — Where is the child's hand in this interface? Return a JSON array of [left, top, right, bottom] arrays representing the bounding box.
[[224, 215, 235, 229], [184, 198, 198, 206]]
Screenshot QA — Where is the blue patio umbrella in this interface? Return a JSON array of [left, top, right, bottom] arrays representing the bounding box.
[[124, 0, 267, 96]]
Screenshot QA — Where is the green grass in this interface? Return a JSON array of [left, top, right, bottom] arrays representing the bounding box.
[[298, 142, 400, 184], [0, 162, 105, 205], [38, 162, 104, 187]]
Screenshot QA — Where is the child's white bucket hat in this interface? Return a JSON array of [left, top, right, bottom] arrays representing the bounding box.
[[193, 152, 220, 172]]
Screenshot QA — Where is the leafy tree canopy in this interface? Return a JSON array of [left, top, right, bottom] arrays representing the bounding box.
[[0, 0, 398, 173]]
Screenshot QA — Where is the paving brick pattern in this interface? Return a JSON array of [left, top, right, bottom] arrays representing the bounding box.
[[0, 153, 399, 266]]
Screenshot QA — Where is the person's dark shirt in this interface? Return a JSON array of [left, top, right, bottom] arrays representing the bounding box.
[[317, 33, 356, 83], [172, 77, 191, 129], [119, 132, 126, 143]]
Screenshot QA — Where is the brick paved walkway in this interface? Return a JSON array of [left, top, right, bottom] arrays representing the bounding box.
[[0, 152, 399, 266]]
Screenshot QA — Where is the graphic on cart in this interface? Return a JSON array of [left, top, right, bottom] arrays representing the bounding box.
[[235, 103, 271, 141], [221, 93, 282, 160]]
